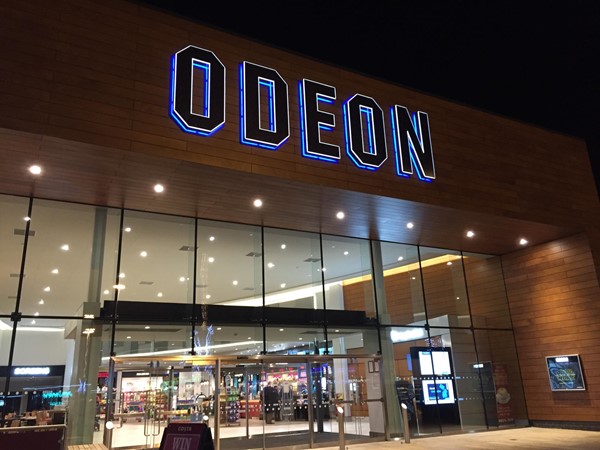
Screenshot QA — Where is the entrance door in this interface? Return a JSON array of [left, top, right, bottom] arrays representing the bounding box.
[[105, 355, 386, 450]]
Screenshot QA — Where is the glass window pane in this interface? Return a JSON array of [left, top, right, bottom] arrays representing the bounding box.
[[321, 235, 374, 316], [263, 228, 322, 310], [329, 326, 379, 355], [21, 200, 119, 316], [119, 211, 195, 303], [0, 195, 29, 315], [420, 247, 470, 327], [378, 242, 425, 325], [10, 317, 102, 444], [196, 220, 262, 306], [463, 253, 512, 328], [474, 330, 527, 427], [266, 325, 324, 356]]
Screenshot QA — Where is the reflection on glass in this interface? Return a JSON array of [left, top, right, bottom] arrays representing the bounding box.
[[378, 242, 424, 325], [419, 247, 470, 327], [463, 253, 512, 328], [119, 211, 195, 303], [321, 235, 374, 316], [0, 195, 29, 315], [329, 326, 378, 355], [263, 228, 323, 309], [196, 220, 262, 306]]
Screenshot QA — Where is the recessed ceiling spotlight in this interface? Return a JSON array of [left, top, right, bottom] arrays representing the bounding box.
[[61, 244, 70, 251], [205, 294, 211, 299], [144, 326, 150, 329], [299, 337, 303, 341], [28, 165, 42, 175], [140, 251, 148, 258], [124, 227, 132, 233], [279, 328, 284, 332], [253, 198, 263, 208], [179, 276, 186, 282], [24, 216, 31, 222], [43, 286, 51, 292], [51, 268, 59, 274], [31, 320, 36, 325], [406, 222, 414, 229], [343, 251, 349, 256], [208, 257, 215, 263], [267, 262, 275, 269], [466, 230, 475, 238], [397, 256, 404, 261], [126, 336, 131, 339], [281, 244, 286, 250], [113, 284, 125, 290], [157, 292, 163, 298], [280, 283, 286, 288], [153, 184, 165, 193], [336, 211, 345, 219], [446, 261, 453, 266], [216, 327, 222, 331], [34, 312, 39, 317], [39, 299, 45, 305], [232, 280, 238, 286], [103, 290, 109, 295], [247, 337, 251, 340], [519, 238, 529, 245], [209, 236, 215, 241], [118, 273, 126, 278]]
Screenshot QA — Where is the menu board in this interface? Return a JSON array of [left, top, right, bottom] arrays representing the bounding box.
[[545, 355, 586, 391]]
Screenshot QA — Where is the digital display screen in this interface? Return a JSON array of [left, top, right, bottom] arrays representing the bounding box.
[[546, 355, 586, 391], [422, 379, 455, 405], [419, 350, 451, 376]]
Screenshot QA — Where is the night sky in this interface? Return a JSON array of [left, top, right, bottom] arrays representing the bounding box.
[[138, 0, 600, 197]]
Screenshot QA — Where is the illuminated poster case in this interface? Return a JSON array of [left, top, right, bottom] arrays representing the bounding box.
[[545, 355, 586, 391]]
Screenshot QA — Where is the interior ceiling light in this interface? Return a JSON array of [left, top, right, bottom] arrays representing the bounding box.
[[253, 198, 263, 208], [343, 251, 349, 256], [157, 292, 163, 297], [24, 216, 31, 222], [406, 222, 414, 229], [51, 268, 59, 274], [145, 326, 150, 329], [267, 262, 275, 268], [28, 165, 42, 175], [280, 244, 286, 250], [119, 273, 126, 278], [140, 251, 148, 257], [466, 230, 475, 238], [179, 276, 186, 282], [113, 284, 125, 290], [61, 244, 70, 251], [103, 290, 109, 295], [208, 257, 215, 263], [232, 280, 238, 286], [43, 286, 51, 292], [209, 236, 215, 241], [124, 227, 132, 233], [397, 256, 404, 261], [280, 283, 286, 288], [34, 312, 39, 316], [153, 184, 165, 193], [519, 238, 529, 246], [336, 211, 345, 219], [39, 299, 44, 305], [205, 294, 211, 299]]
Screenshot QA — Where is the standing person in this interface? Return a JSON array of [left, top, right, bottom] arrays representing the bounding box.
[[263, 382, 278, 424]]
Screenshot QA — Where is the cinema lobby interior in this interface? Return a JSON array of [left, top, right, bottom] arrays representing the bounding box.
[[1, 1, 600, 449]]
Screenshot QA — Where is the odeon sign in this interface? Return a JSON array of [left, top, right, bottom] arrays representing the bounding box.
[[170, 46, 435, 181]]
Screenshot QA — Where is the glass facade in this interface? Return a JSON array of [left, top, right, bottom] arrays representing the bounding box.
[[0, 194, 526, 448]]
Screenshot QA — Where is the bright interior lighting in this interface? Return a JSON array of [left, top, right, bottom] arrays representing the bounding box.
[[336, 211, 345, 219], [105, 421, 114, 430], [51, 268, 59, 274], [34, 312, 39, 316], [61, 244, 70, 251], [205, 294, 211, 299], [31, 320, 36, 325], [140, 251, 148, 257], [179, 276, 186, 282], [267, 262, 275, 268], [153, 184, 164, 193], [157, 292, 163, 297], [28, 165, 42, 175], [519, 238, 528, 245], [232, 280, 238, 286], [343, 251, 349, 256], [43, 286, 51, 292], [406, 222, 414, 229], [280, 283, 286, 288], [118, 273, 125, 278], [113, 284, 125, 290], [336, 405, 344, 414], [279, 328, 284, 331], [124, 227, 132, 233], [144, 326, 150, 329], [103, 290, 109, 295], [446, 261, 453, 266], [397, 256, 404, 261], [280, 244, 286, 249], [126, 336, 131, 339], [39, 299, 45, 305], [209, 236, 215, 241], [208, 257, 215, 263], [24, 216, 31, 222], [466, 230, 475, 238], [253, 198, 263, 207]]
